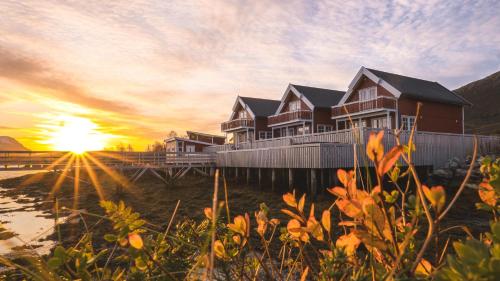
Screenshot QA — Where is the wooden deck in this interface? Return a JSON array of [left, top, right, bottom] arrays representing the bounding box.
[[214, 128, 500, 169]]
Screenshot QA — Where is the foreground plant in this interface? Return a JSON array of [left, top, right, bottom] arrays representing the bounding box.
[[0, 130, 498, 280]]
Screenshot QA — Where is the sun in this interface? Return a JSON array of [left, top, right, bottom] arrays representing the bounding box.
[[47, 116, 109, 153]]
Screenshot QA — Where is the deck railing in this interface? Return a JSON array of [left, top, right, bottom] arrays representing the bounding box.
[[268, 110, 312, 126], [221, 118, 254, 131], [332, 96, 397, 117]]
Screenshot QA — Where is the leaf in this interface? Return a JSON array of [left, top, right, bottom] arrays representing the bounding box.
[[300, 266, 309, 281], [479, 182, 497, 207], [281, 209, 305, 223], [336, 232, 361, 256], [415, 258, 432, 277], [321, 210, 331, 233], [214, 240, 227, 259], [422, 185, 446, 213], [389, 165, 400, 182], [366, 131, 384, 162], [337, 199, 363, 218], [337, 169, 349, 187], [362, 197, 385, 235], [283, 193, 297, 208], [228, 215, 248, 236], [377, 146, 403, 176], [203, 207, 213, 220], [287, 219, 302, 238], [298, 194, 306, 213], [47, 257, 62, 270], [104, 234, 117, 242], [306, 217, 324, 241], [128, 233, 143, 249], [327, 186, 347, 198]]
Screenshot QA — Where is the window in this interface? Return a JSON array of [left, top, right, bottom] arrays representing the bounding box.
[[298, 125, 311, 135], [359, 87, 377, 101], [348, 120, 366, 129], [238, 110, 247, 119], [317, 124, 332, 133], [288, 100, 301, 111], [401, 116, 416, 131], [259, 131, 272, 140], [288, 127, 295, 136], [371, 117, 391, 129]]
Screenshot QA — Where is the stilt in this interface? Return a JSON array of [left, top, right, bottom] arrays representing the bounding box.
[[306, 170, 311, 193], [311, 169, 317, 199], [288, 168, 294, 191], [271, 169, 276, 192], [246, 168, 250, 185], [235, 167, 239, 181], [320, 169, 325, 195], [258, 168, 262, 188], [210, 167, 215, 177]]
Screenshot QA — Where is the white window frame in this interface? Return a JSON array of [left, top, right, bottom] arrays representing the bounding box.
[[371, 116, 391, 129], [317, 124, 332, 133], [359, 87, 377, 101], [401, 115, 416, 131], [258, 131, 272, 140], [238, 110, 247, 119], [298, 125, 311, 135], [288, 100, 301, 112]]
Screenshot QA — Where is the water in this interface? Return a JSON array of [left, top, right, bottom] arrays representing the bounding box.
[[0, 170, 62, 255]]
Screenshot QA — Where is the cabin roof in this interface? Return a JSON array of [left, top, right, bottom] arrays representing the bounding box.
[[239, 96, 281, 117], [367, 68, 471, 106], [164, 137, 216, 146], [186, 131, 225, 139], [291, 84, 345, 108]]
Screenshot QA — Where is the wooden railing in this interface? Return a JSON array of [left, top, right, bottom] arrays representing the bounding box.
[[221, 118, 254, 131], [0, 151, 216, 170], [268, 110, 312, 126], [332, 96, 397, 117]]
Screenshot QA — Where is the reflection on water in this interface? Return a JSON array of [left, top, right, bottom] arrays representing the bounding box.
[[0, 171, 62, 255], [0, 170, 46, 181]]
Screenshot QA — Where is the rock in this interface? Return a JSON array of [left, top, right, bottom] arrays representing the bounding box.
[[432, 169, 453, 179], [455, 168, 468, 177]]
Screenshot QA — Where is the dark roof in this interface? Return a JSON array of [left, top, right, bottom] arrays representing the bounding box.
[[291, 84, 345, 108], [367, 68, 471, 106], [239, 96, 281, 117]]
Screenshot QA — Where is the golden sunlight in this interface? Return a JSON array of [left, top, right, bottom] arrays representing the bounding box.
[[46, 115, 109, 153]]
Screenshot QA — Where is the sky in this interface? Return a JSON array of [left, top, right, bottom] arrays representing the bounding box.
[[0, 0, 499, 150]]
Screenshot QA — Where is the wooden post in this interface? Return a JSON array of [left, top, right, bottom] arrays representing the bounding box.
[[246, 168, 250, 185], [320, 169, 325, 195], [210, 167, 215, 177], [271, 169, 276, 192], [235, 167, 239, 181], [288, 168, 294, 191], [311, 169, 317, 199], [258, 168, 262, 188]]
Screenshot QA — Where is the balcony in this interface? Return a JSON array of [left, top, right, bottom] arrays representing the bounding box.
[[268, 110, 312, 126], [221, 118, 254, 132], [332, 96, 397, 117]]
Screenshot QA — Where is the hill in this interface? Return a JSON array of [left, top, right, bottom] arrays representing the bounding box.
[[454, 71, 500, 135], [0, 136, 29, 151]]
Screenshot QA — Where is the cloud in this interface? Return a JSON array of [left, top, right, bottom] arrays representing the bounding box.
[[0, 47, 137, 114], [0, 0, 499, 149]]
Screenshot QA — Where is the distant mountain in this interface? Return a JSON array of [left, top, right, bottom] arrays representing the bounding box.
[[0, 136, 29, 151], [454, 71, 500, 135]]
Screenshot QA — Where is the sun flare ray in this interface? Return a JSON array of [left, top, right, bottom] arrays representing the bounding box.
[[73, 156, 81, 211], [15, 152, 72, 190], [80, 154, 105, 201], [49, 154, 76, 198], [84, 153, 134, 192]]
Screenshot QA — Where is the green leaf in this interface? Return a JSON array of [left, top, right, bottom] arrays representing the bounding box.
[[104, 234, 117, 242], [47, 257, 62, 270]]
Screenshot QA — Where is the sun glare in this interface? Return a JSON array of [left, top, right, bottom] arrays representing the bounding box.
[[47, 116, 109, 153]]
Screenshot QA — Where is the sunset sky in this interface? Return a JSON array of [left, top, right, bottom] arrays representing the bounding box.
[[1, 0, 499, 150]]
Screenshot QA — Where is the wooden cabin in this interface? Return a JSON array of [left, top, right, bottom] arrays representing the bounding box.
[[165, 131, 225, 152], [332, 67, 471, 133], [221, 96, 280, 145], [267, 84, 345, 137]]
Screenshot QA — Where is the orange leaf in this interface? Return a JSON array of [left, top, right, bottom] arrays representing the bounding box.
[[204, 207, 213, 220], [321, 210, 331, 233], [307, 217, 324, 241], [214, 240, 227, 259], [298, 194, 306, 213], [377, 146, 402, 176], [128, 233, 143, 249], [283, 193, 297, 208], [336, 232, 361, 256], [300, 266, 309, 281], [479, 182, 497, 207], [228, 215, 248, 236], [287, 219, 302, 238], [281, 209, 305, 223], [337, 199, 363, 218], [415, 258, 433, 277], [366, 131, 384, 162], [328, 186, 347, 198], [309, 203, 315, 219], [337, 169, 348, 187]]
